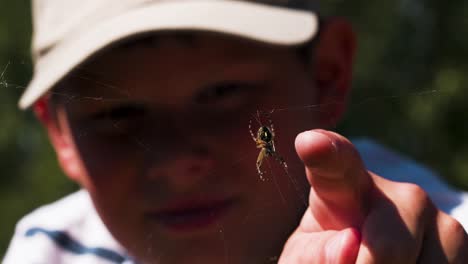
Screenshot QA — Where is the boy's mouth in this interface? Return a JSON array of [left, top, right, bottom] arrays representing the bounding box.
[[146, 198, 236, 233]]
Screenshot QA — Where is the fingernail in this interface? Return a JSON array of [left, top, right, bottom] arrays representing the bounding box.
[[295, 130, 338, 167], [312, 130, 338, 154], [304, 130, 338, 154], [298, 129, 329, 143]]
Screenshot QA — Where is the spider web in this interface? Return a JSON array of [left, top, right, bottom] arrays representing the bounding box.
[[4, 0, 468, 262], [0, 61, 10, 89], [0, 61, 449, 262]]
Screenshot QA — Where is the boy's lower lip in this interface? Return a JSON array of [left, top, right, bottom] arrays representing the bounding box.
[[146, 199, 235, 233]]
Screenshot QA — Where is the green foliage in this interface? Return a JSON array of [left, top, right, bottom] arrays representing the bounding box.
[[322, 1, 468, 190], [0, 1, 78, 255], [1, 0, 468, 256]]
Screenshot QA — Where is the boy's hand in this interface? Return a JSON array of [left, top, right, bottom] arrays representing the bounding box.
[[278, 130, 468, 263]]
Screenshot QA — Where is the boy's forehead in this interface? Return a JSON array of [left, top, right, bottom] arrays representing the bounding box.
[[110, 32, 290, 56], [246, 0, 319, 8], [58, 33, 291, 94], [52, 36, 313, 110], [80, 31, 300, 69]]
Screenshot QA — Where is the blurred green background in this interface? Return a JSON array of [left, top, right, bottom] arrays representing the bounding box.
[[1, 0, 468, 256]]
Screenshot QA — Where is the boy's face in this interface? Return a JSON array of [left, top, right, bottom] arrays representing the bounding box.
[[47, 33, 336, 263]]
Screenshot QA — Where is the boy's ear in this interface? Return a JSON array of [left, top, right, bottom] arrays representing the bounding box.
[[312, 17, 356, 127], [34, 99, 84, 184]]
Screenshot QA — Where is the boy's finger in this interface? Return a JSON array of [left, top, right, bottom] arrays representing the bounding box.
[[295, 129, 373, 230], [279, 228, 361, 264]]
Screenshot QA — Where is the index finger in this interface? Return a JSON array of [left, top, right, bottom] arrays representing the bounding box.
[[295, 129, 373, 231]]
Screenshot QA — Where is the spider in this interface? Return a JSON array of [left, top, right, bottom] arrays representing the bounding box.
[[249, 110, 288, 180]]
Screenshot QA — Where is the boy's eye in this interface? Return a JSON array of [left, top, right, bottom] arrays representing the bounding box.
[[195, 81, 257, 108], [85, 103, 148, 136], [93, 103, 147, 122]]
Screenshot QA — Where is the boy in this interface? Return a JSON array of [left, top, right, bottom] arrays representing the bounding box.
[[4, 0, 468, 263]]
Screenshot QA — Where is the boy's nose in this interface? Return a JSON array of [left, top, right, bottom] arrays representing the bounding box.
[[147, 153, 215, 192]]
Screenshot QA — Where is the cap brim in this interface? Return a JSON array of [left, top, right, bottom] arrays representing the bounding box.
[[19, 0, 319, 109]]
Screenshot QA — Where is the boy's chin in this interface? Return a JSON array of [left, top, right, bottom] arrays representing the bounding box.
[[128, 218, 277, 264], [133, 237, 261, 264]]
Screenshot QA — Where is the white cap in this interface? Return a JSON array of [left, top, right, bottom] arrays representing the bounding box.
[[19, 0, 319, 109]]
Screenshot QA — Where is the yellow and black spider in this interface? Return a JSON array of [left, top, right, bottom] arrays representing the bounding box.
[[249, 110, 288, 180]]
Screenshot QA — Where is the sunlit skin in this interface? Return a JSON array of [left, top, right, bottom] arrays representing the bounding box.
[[36, 19, 468, 264]]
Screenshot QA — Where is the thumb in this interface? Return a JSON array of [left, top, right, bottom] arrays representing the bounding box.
[[295, 129, 372, 231], [279, 228, 361, 264]]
